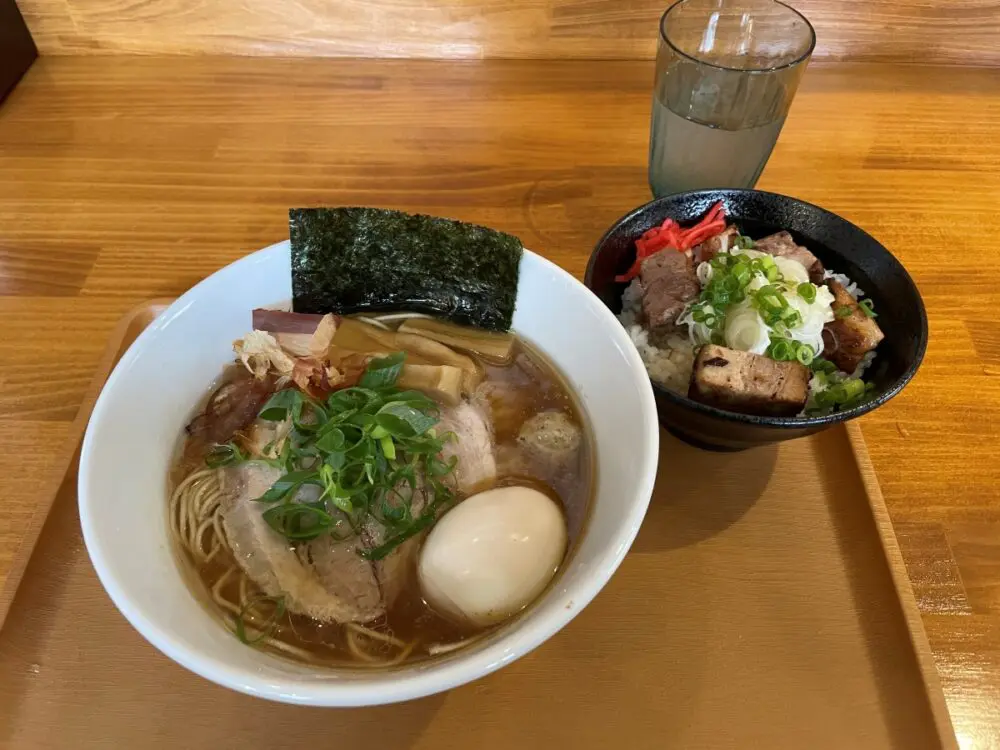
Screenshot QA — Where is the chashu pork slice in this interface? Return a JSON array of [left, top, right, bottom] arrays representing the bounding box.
[[692, 225, 741, 265], [296, 537, 384, 622], [221, 462, 384, 623], [221, 401, 497, 620], [437, 400, 497, 493], [361, 484, 427, 610], [363, 399, 498, 608]]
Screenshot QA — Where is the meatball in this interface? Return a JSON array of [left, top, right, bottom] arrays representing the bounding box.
[[516, 411, 582, 469]]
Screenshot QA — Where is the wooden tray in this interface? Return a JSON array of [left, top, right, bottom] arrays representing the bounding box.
[[0, 300, 957, 750]]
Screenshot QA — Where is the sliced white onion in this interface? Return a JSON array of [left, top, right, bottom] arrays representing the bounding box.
[[731, 248, 766, 260], [773, 256, 810, 286], [813, 284, 836, 312], [696, 261, 713, 286], [724, 301, 770, 355], [785, 284, 836, 355], [677, 304, 714, 347]]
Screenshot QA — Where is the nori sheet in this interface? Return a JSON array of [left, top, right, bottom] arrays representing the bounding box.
[[290, 208, 522, 332]]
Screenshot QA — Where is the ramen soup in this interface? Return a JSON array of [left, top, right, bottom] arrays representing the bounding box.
[[170, 310, 594, 668]]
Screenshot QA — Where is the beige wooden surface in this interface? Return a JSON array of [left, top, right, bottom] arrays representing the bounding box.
[[0, 56, 998, 746], [0, 302, 957, 748], [13, 0, 1000, 64]]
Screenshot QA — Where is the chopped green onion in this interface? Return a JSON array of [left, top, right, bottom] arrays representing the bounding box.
[[709, 289, 731, 307], [732, 261, 752, 287], [262, 503, 335, 541], [835, 305, 852, 319], [858, 298, 878, 318], [205, 442, 246, 468], [723, 274, 742, 293], [767, 338, 815, 367], [768, 339, 794, 361], [805, 373, 872, 415], [359, 510, 439, 561], [797, 283, 817, 304], [257, 388, 310, 422], [842, 377, 866, 400], [379, 434, 396, 460], [235, 594, 286, 645], [811, 357, 838, 374], [359, 351, 405, 388], [750, 284, 799, 327], [735, 235, 755, 250], [241, 352, 457, 560]]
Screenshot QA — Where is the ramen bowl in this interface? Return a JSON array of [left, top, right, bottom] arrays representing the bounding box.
[[78, 241, 659, 706]]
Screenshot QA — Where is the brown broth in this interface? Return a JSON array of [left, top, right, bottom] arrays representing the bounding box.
[[171, 332, 595, 668]]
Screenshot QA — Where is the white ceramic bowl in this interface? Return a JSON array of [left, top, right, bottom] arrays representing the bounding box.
[[79, 241, 659, 706]]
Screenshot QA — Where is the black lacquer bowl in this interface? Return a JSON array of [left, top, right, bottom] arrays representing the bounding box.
[[585, 189, 928, 451]]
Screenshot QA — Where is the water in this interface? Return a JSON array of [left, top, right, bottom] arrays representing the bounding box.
[[648, 98, 786, 197]]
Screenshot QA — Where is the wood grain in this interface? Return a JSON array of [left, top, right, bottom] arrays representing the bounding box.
[[0, 56, 998, 744], [0, 362, 958, 748], [13, 0, 1000, 65]]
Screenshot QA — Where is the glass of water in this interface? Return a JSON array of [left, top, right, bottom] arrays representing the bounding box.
[[649, 0, 815, 197]]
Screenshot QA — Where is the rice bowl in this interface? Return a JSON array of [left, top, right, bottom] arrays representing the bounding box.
[[585, 188, 928, 450]]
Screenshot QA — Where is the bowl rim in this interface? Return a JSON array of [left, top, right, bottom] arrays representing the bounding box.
[[584, 188, 929, 428], [79, 240, 660, 706]]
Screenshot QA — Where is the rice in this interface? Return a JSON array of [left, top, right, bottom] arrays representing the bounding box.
[[619, 280, 696, 395], [851, 350, 877, 379], [822, 270, 864, 299], [618, 279, 643, 328], [624, 324, 697, 394]]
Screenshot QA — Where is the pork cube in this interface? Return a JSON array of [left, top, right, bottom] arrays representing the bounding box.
[[639, 249, 700, 337], [688, 344, 810, 417], [822, 281, 885, 373], [692, 225, 741, 265], [753, 231, 825, 283]]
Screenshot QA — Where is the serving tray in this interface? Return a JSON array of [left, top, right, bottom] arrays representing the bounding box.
[[0, 300, 957, 750]]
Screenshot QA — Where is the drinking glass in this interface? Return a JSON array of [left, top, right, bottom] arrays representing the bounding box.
[[649, 0, 815, 197]]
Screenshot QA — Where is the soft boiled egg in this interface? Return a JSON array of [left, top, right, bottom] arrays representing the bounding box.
[[418, 485, 568, 627]]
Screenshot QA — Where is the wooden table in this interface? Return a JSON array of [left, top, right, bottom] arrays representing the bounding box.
[[1, 57, 997, 746]]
